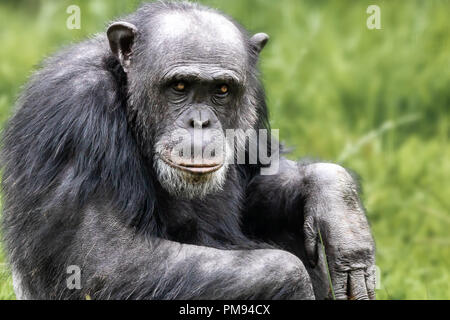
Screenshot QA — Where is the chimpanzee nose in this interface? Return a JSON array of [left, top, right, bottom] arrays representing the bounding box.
[[190, 118, 210, 129], [183, 107, 219, 130]]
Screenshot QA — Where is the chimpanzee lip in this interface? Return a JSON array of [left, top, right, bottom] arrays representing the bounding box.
[[161, 156, 223, 174]]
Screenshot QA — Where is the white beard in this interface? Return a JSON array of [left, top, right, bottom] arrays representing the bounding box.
[[154, 139, 232, 199], [154, 158, 229, 199]]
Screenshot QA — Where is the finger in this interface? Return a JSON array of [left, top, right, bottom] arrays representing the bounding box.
[[303, 215, 318, 267], [349, 269, 369, 300], [329, 271, 348, 300], [365, 266, 376, 300]]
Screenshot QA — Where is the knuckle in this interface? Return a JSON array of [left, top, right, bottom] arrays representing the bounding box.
[[304, 215, 315, 226], [353, 292, 370, 300], [303, 219, 317, 238], [339, 243, 374, 258]]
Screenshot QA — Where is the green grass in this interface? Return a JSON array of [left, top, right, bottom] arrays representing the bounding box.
[[0, 0, 449, 300]]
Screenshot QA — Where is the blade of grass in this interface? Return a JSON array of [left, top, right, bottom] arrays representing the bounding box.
[[338, 114, 421, 162], [318, 228, 336, 300]]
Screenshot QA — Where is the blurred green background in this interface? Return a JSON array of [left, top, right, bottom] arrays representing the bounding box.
[[0, 0, 449, 300]]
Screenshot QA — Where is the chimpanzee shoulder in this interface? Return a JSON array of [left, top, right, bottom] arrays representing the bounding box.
[[1, 34, 158, 236]]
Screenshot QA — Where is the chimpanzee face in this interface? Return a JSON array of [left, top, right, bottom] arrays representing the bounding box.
[[107, 10, 268, 198]]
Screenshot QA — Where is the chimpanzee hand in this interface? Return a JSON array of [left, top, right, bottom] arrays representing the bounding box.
[[301, 163, 376, 300]]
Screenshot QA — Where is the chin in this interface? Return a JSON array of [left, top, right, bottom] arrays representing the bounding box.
[[154, 158, 228, 199]]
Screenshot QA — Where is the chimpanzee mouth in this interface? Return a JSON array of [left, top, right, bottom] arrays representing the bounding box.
[[161, 156, 223, 174]]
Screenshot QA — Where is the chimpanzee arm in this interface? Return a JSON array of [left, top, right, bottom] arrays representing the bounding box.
[[51, 203, 315, 300], [242, 158, 376, 300]]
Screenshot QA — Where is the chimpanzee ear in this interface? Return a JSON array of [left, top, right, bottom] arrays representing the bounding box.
[[250, 33, 269, 54], [107, 21, 138, 73]]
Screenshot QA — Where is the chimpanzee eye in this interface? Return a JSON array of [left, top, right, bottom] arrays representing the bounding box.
[[216, 84, 229, 96], [173, 81, 186, 92]]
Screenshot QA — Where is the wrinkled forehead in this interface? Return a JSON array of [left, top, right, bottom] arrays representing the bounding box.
[[148, 11, 248, 76]]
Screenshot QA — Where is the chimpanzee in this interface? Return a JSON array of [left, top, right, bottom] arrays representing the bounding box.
[[1, 1, 375, 300]]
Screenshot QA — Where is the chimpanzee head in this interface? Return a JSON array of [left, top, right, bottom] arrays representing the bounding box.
[[107, 2, 269, 198]]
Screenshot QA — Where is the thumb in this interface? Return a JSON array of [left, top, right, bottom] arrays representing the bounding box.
[[303, 215, 319, 267]]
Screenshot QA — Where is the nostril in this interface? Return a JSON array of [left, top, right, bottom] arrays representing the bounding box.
[[190, 119, 210, 129]]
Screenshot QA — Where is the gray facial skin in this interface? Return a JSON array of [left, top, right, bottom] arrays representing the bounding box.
[[2, 2, 375, 300]]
